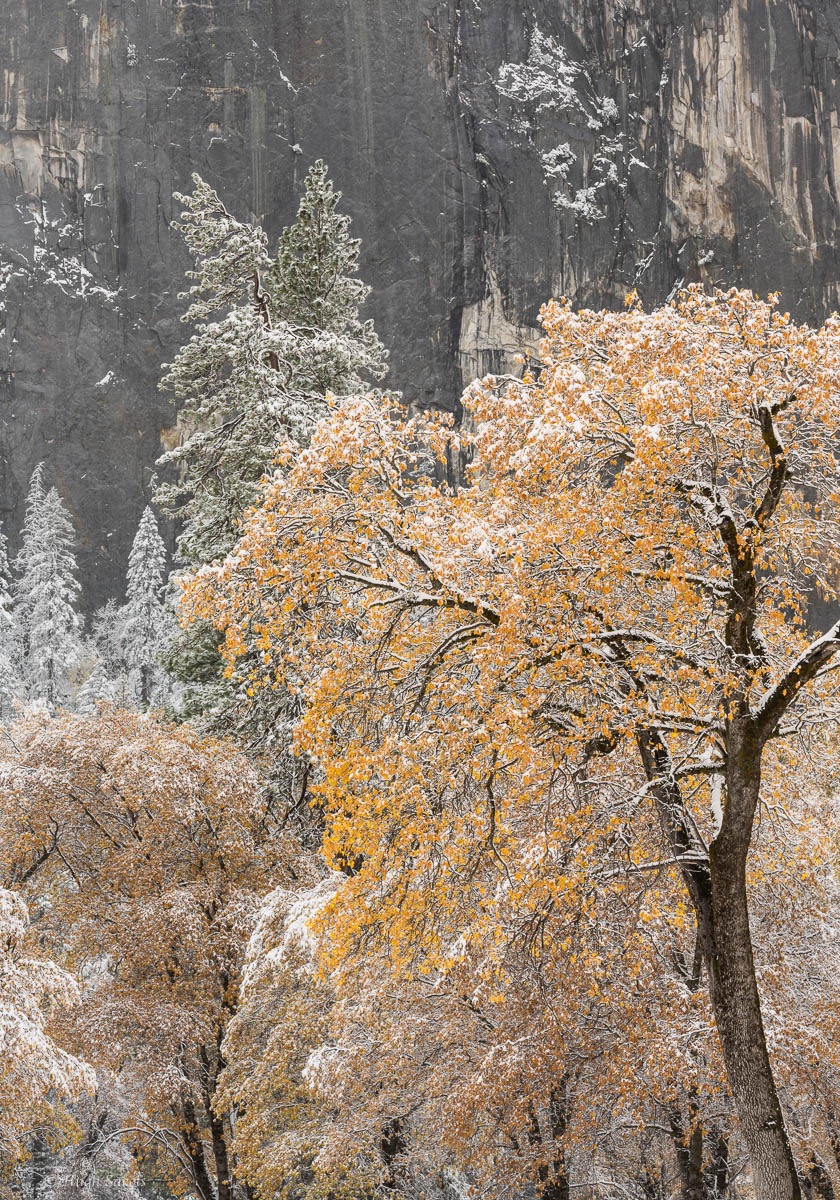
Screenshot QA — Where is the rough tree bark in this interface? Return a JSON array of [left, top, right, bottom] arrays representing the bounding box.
[[629, 393, 840, 1199], [178, 1097, 216, 1200], [636, 675, 806, 1197], [200, 1018, 236, 1200], [697, 717, 798, 1199]]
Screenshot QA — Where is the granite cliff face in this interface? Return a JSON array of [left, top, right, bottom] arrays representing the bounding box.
[[1, 0, 840, 605]]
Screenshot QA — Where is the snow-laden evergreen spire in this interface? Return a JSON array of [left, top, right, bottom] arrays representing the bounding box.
[[154, 180, 276, 566], [156, 163, 387, 568], [268, 159, 387, 397], [0, 527, 19, 718], [122, 506, 168, 706], [22, 461, 46, 517], [13, 468, 82, 711]]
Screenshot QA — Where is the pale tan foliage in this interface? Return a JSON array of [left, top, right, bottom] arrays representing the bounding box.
[[0, 709, 295, 1199], [0, 888, 93, 1170]]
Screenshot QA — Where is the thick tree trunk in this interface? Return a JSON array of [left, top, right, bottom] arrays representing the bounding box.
[[200, 1042, 233, 1200], [380, 1117, 406, 1191], [179, 1098, 216, 1200], [643, 711, 802, 1199], [208, 1110, 232, 1200], [526, 1084, 570, 1200], [708, 813, 801, 1200], [639, 717, 801, 1199], [539, 1174, 570, 1200]]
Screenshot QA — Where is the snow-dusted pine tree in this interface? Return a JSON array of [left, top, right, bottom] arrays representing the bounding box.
[[155, 163, 386, 735], [74, 656, 118, 714], [268, 159, 387, 399], [122, 505, 168, 706], [0, 527, 19, 718], [13, 467, 83, 711], [89, 598, 128, 680], [156, 162, 387, 567]]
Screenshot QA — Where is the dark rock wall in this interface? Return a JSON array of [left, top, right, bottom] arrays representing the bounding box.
[[1, 0, 839, 606]]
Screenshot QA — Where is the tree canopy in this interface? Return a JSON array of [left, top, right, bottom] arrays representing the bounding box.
[[184, 287, 840, 1199], [5, 284, 840, 1200], [0, 709, 298, 1200]]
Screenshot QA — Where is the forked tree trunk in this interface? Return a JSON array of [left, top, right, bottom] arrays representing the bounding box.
[[639, 720, 802, 1199], [706, 762, 801, 1200], [179, 1097, 216, 1200]]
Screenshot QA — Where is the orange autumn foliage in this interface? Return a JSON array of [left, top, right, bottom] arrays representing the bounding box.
[[183, 288, 840, 1196]]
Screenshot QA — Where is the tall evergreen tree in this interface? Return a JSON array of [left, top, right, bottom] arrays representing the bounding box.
[[156, 162, 387, 567], [269, 160, 386, 396], [156, 163, 386, 739], [0, 527, 19, 718], [122, 506, 168, 706], [13, 467, 82, 710], [12, 463, 47, 689]]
